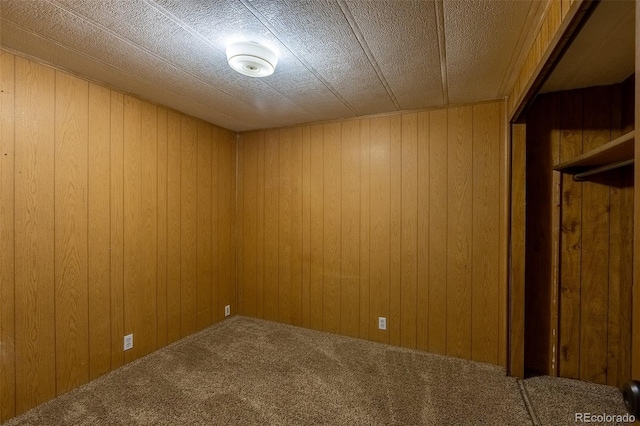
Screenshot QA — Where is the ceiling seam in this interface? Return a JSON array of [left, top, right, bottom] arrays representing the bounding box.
[[434, 0, 449, 105], [0, 18, 252, 130], [44, 0, 281, 122], [143, 0, 316, 118], [238, 0, 359, 117], [336, 0, 400, 111]]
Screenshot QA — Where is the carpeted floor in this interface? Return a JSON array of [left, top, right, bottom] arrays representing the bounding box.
[[4, 316, 631, 425]]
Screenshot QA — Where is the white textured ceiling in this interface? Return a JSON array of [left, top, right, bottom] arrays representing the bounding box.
[[0, 0, 546, 131], [541, 0, 635, 94]]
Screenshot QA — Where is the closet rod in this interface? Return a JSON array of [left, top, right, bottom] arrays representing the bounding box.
[[573, 159, 634, 181]]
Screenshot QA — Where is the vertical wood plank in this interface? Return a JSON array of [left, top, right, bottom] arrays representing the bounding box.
[[15, 57, 56, 413], [579, 88, 610, 385], [401, 113, 418, 349], [166, 111, 181, 342], [416, 111, 430, 352], [210, 126, 220, 324], [471, 102, 500, 365], [446, 106, 473, 360], [369, 117, 390, 344], [290, 127, 303, 327], [196, 122, 213, 329], [237, 136, 244, 316], [139, 101, 158, 358], [87, 83, 111, 380], [341, 120, 360, 338], [498, 101, 508, 368], [509, 123, 526, 378], [242, 132, 258, 318], [263, 130, 279, 321], [156, 107, 168, 347], [323, 122, 342, 334], [256, 131, 265, 319], [428, 109, 448, 355], [109, 91, 124, 369], [0, 50, 16, 422], [180, 116, 197, 335], [359, 119, 371, 340], [620, 169, 633, 384], [302, 127, 311, 328], [55, 71, 89, 395], [278, 129, 292, 323], [634, 0, 640, 379], [218, 130, 235, 317], [389, 115, 402, 347], [123, 95, 143, 363], [309, 125, 324, 331], [558, 90, 583, 379]]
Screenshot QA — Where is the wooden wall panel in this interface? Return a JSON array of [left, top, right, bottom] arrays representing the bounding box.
[[14, 56, 56, 414], [446, 106, 473, 360], [323, 122, 342, 334], [180, 117, 197, 336], [238, 101, 506, 365], [523, 82, 635, 386], [88, 83, 112, 381], [341, 120, 360, 338], [54, 71, 90, 395], [471, 102, 500, 365], [0, 49, 16, 422], [197, 122, 213, 329], [428, 109, 448, 355], [1, 51, 237, 422], [166, 111, 182, 344]]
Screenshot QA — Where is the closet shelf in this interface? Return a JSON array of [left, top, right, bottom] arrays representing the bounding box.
[[553, 130, 635, 177]]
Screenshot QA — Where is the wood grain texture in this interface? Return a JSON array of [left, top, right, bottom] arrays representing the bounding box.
[[634, 0, 640, 380], [14, 56, 56, 413], [196, 122, 213, 329], [180, 116, 197, 336], [263, 129, 279, 322], [389, 116, 402, 347], [579, 88, 610, 385], [309, 125, 324, 331], [341, 120, 360, 338], [471, 102, 500, 365], [323, 122, 341, 334], [217, 129, 235, 318], [109, 92, 125, 369], [369, 116, 391, 344], [509, 123, 526, 378], [55, 71, 89, 395], [416, 111, 429, 352], [400, 113, 418, 349], [498, 101, 508, 368], [558, 90, 582, 379], [210, 126, 220, 324], [255, 131, 265, 320], [166, 111, 181, 344], [236, 103, 505, 366], [236, 137, 244, 316], [0, 50, 16, 422], [446, 106, 473, 360], [241, 132, 257, 318], [358, 120, 370, 340], [156, 107, 168, 348], [88, 82, 111, 380], [428, 109, 448, 355]]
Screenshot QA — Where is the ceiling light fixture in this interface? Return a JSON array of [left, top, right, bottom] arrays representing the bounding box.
[[226, 42, 278, 78]]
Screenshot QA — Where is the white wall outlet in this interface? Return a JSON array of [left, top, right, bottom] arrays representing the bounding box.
[[124, 334, 133, 351], [378, 317, 387, 330], [225, 305, 231, 317]]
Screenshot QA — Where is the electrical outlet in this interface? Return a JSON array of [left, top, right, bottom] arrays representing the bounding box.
[[225, 305, 231, 317], [124, 334, 133, 351], [378, 317, 387, 330]]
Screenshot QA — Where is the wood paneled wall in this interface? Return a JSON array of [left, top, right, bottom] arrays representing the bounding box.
[[237, 101, 508, 365], [0, 50, 237, 422], [523, 78, 634, 386]]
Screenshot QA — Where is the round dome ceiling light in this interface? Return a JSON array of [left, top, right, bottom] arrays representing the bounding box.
[[226, 42, 278, 78]]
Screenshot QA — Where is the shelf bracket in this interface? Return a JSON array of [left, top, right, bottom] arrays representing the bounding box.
[[573, 159, 635, 181]]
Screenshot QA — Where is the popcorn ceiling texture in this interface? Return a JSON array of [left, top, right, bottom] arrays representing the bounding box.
[[1, 0, 544, 131]]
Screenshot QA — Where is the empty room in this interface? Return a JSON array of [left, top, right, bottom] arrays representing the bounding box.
[[0, 0, 639, 424]]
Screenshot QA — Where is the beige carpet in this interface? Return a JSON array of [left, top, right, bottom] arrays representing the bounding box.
[[3, 316, 630, 425]]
